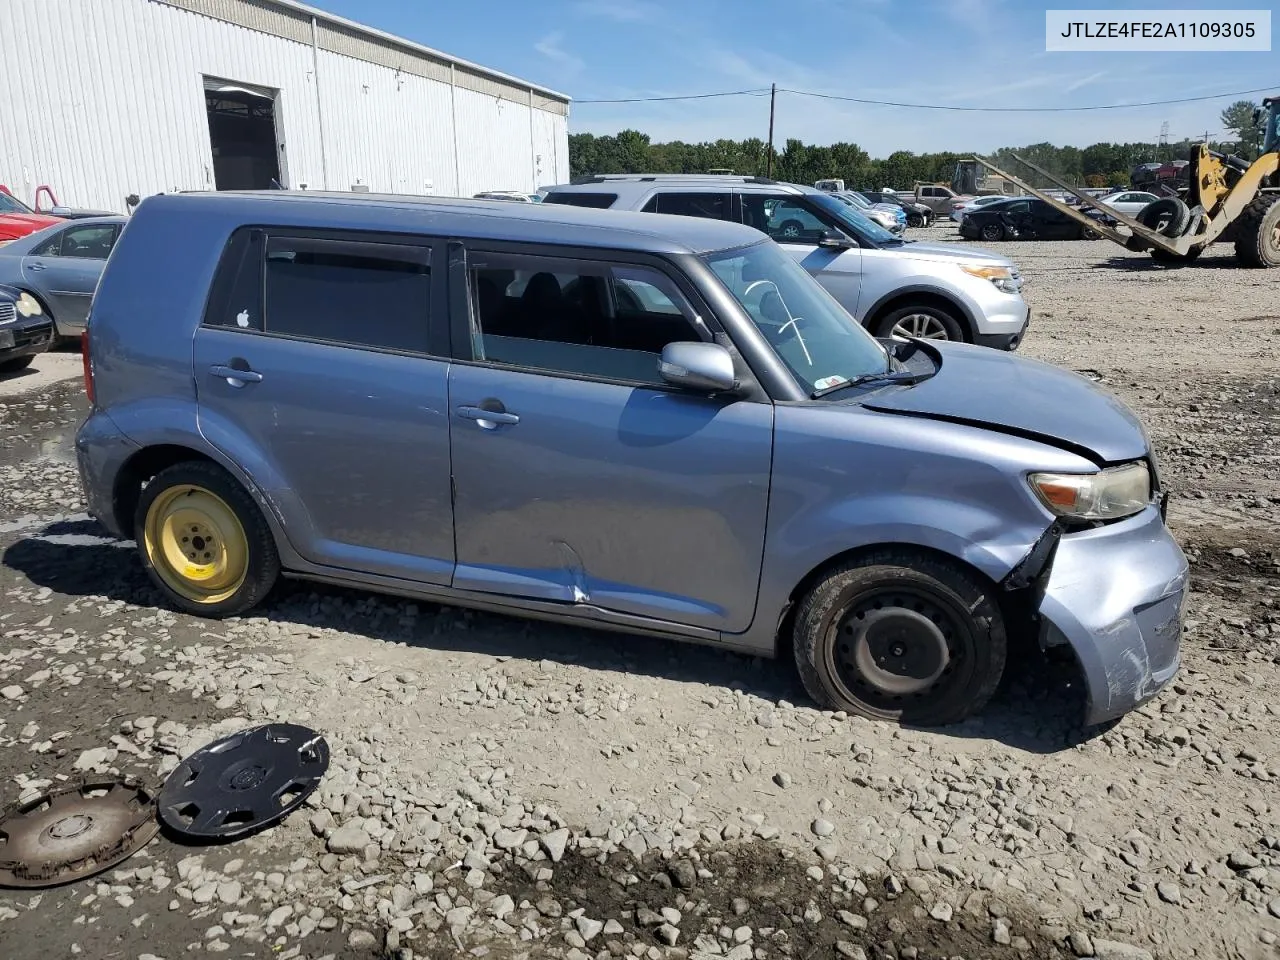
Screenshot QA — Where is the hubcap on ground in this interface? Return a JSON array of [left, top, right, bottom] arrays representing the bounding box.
[[143, 485, 248, 604], [890, 313, 949, 340], [833, 590, 960, 702]]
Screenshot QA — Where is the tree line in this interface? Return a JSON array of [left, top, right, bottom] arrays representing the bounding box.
[[568, 100, 1266, 190]]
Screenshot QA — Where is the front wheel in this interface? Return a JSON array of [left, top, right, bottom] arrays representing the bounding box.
[[979, 222, 1005, 242], [135, 460, 280, 617], [792, 550, 1007, 726], [874, 304, 964, 342]]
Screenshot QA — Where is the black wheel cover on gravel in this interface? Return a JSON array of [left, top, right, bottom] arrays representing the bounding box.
[[159, 723, 329, 840]]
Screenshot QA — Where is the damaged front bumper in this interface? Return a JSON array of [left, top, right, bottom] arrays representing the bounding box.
[[1036, 505, 1187, 725]]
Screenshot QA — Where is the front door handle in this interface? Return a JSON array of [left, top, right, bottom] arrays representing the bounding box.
[[209, 363, 263, 387], [457, 405, 519, 428], [27, 261, 46, 271]]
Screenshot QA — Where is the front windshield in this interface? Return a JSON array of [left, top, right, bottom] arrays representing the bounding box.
[[0, 192, 34, 214], [704, 241, 888, 392], [806, 192, 899, 244], [839, 192, 872, 209]]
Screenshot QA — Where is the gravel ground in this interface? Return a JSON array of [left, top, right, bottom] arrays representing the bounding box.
[[1, 233, 1278, 960]]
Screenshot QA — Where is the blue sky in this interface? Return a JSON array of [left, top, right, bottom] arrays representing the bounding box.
[[313, 0, 1276, 155]]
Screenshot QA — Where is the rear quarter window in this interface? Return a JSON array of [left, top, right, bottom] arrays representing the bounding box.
[[541, 192, 619, 209]]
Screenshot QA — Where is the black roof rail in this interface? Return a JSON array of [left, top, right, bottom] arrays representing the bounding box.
[[570, 175, 606, 185], [746, 176, 777, 185]]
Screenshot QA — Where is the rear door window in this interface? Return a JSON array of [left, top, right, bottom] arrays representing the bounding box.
[[640, 192, 732, 220], [541, 192, 618, 209]]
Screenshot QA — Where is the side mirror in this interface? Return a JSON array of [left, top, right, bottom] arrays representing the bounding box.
[[819, 229, 853, 249], [659, 341, 737, 393]]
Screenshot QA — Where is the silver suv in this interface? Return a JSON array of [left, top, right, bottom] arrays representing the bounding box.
[[543, 175, 1030, 349]]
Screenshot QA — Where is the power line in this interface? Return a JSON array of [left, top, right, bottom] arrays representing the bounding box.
[[575, 87, 769, 103], [574, 83, 1276, 111]]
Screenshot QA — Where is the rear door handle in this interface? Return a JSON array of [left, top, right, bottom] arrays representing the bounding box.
[[457, 405, 519, 428], [209, 363, 263, 386]]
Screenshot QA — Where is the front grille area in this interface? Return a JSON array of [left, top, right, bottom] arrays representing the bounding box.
[[0, 301, 15, 324]]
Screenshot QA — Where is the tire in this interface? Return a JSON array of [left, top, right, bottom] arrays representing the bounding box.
[[874, 304, 964, 342], [979, 222, 1005, 242], [1233, 195, 1280, 268], [1151, 246, 1203, 266], [0, 356, 35, 373], [907, 212, 925, 228], [792, 549, 1007, 726], [134, 460, 280, 617], [778, 219, 803, 239], [1136, 197, 1190, 238], [1080, 226, 1099, 240]]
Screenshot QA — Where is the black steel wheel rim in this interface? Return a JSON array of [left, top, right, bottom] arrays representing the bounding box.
[[981, 223, 1002, 240], [828, 585, 975, 710]]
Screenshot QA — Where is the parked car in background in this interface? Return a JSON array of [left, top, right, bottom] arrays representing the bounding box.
[[904, 183, 968, 217], [831, 192, 906, 234], [860, 191, 932, 227], [0, 283, 55, 371], [959, 197, 1099, 242], [0, 216, 128, 339], [473, 191, 541, 203], [542, 174, 1029, 349], [1093, 190, 1160, 219], [0, 191, 64, 244], [951, 194, 1011, 223], [77, 189, 1186, 727]]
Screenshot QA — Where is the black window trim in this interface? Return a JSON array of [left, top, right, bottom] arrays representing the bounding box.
[[446, 239, 747, 394], [199, 224, 450, 360]]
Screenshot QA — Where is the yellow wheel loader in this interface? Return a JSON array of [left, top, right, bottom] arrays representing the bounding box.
[[964, 96, 1280, 267]]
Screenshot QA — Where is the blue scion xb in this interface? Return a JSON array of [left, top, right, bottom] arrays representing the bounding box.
[[74, 192, 1187, 727]]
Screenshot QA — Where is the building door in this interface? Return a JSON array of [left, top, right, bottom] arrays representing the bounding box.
[[204, 78, 283, 190]]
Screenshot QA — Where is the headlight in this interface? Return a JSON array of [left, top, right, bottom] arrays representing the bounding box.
[[1028, 461, 1152, 521], [15, 292, 42, 317], [960, 263, 1022, 294]]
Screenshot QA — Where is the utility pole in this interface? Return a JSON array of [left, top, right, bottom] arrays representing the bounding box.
[[766, 83, 776, 178]]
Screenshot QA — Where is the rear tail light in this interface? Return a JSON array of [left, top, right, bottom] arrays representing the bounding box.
[[81, 330, 94, 405]]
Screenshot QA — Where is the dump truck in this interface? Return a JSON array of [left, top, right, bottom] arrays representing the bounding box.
[[968, 96, 1280, 266]]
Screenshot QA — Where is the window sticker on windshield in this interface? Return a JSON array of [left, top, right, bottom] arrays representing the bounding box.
[[814, 375, 846, 391]]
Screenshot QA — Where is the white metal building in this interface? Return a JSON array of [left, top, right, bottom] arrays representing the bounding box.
[[0, 0, 571, 212]]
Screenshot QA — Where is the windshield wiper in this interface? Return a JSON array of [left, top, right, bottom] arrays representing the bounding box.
[[810, 370, 931, 399]]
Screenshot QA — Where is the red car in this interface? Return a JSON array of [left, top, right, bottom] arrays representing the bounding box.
[[0, 190, 63, 243]]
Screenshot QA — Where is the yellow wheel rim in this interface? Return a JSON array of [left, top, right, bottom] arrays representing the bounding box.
[[143, 485, 249, 605]]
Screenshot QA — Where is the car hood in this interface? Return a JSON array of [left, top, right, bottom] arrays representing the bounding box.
[[877, 239, 1015, 269], [0, 212, 62, 239], [861, 342, 1148, 464]]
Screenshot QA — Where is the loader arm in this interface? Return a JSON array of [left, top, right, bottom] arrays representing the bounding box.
[[972, 155, 1186, 254], [1194, 152, 1280, 246]]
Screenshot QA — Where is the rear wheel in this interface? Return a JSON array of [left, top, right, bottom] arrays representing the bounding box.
[[1233, 195, 1280, 267], [874, 304, 964, 342], [792, 550, 1007, 726], [0, 356, 35, 373], [135, 461, 280, 617], [979, 222, 1005, 242]]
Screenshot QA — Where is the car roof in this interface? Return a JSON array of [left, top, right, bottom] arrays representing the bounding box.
[[544, 175, 812, 201], [142, 191, 766, 256], [0, 214, 131, 254]]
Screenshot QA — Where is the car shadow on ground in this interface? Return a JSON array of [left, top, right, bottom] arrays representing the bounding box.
[[0, 363, 39, 383], [4, 517, 1104, 756]]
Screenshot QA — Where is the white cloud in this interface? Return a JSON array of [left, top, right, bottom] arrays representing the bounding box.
[[573, 0, 661, 21], [1065, 70, 1108, 93], [535, 31, 585, 75]]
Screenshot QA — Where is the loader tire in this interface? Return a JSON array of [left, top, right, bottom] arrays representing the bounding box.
[[1137, 197, 1191, 238], [1233, 195, 1280, 268]]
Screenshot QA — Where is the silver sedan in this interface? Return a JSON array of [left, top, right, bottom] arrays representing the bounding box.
[[0, 216, 128, 339]]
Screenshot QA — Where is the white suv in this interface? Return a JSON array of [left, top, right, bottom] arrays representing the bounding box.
[[542, 175, 1030, 349]]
